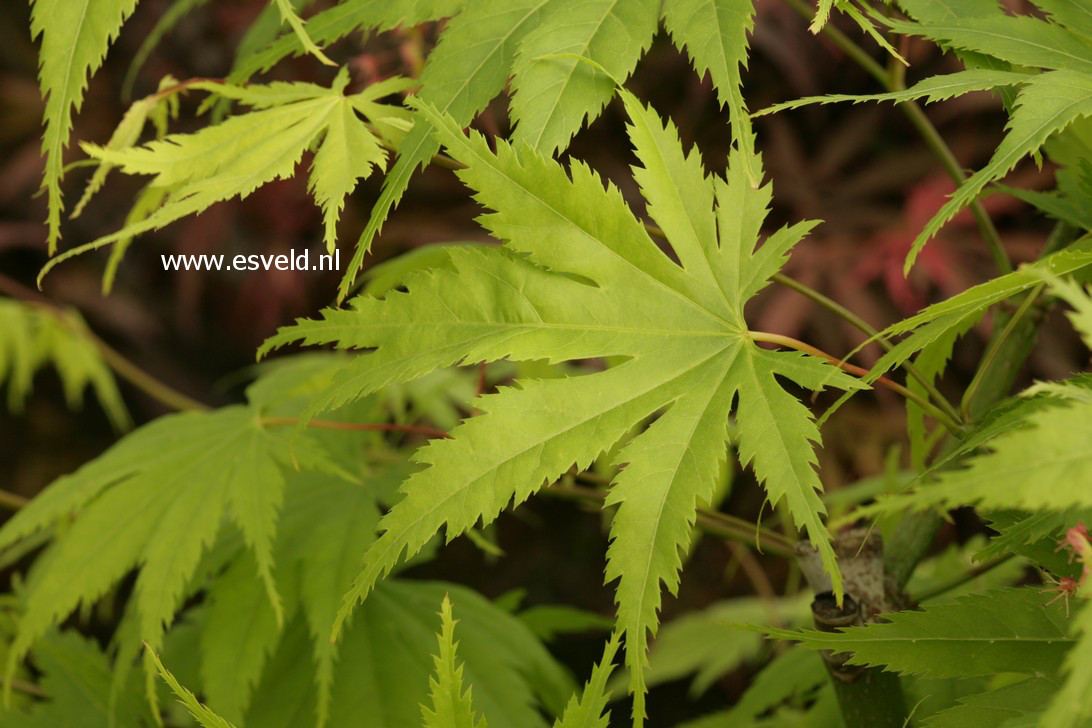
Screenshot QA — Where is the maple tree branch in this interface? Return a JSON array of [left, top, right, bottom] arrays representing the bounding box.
[[960, 283, 1045, 421], [0, 489, 29, 511], [769, 272, 963, 424], [0, 273, 209, 413], [2, 677, 45, 698], [148, 76, 224, 102], [909, 553, 1016, 604], [87, 333, 210, 412]]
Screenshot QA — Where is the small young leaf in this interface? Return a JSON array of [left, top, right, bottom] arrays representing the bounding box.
[[553, 634, 621, 728], [0, 300, 128, 429], [1, 405, 337, 687], [147, 645, 237, 728], [271, 0, 335, 66], [229, 0, 461, 82], [42, 75, 404, 280], [421, 595, 488, 728], [637, 596, 810, 697]]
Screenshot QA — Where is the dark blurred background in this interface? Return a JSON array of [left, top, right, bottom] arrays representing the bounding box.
[[0, 1, 1084, 723]]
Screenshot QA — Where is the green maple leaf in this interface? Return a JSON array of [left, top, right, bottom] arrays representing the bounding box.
[[0, 300, 128, 430], [39, 71, 410, 282], [636, 595, 810, 697], [0, 402, 341, 693], [1041, 598, 1092, 728], [29, 0, 140, 253], [760, 588, 1075, 679], [238, 0, 767, 299], [263, 88, 864, 723], [6, 632, 150, 727], [422, 596, 488, 728], [148, 646, 236, 728], [552, 634, 621, 728], [923, 677, 1059, 728], [228, 0, 465, 83], [759, 0, 1092, 272], [902, 398, 1092, 515], [847, 237, 1092, 393], [509, 0, 659, 156]]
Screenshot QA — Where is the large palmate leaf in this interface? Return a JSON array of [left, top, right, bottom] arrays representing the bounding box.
[[0, 399, 340, 686], [263, 90, 863, 723], [29, 0, 140, 252], [761, 588, 1075, 679]]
